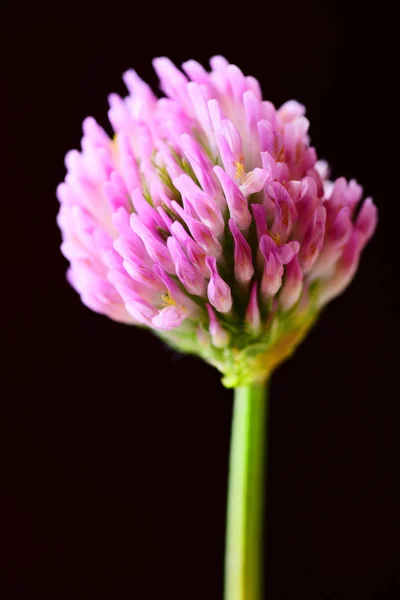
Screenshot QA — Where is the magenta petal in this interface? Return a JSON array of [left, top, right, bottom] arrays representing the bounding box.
[[167, 236, 207, 296], [214, 130, 236, 179], [251, 204, 268, 242], [355, 198, 378, 244], [187, 82, 214, 142], [318, 230, 363, 306], [125, 297, 157, 326], [152, 306, 186, 330], [170, 221, 208, 277], [226, 64, 247, 103], [329, 206, 352, 245], [208, 98, 224, 131], [214, 166, 252, 230], [260, 240, 283, 299], [152, 57, 192, 115], [261, 151, 282, 182], [173, 174, 224, 235], [299, 205, 327, 274], [206, 256, 232, 313], [129, 214, 175, 273], [180, 134, 225, 208], [229, 219, 254, 285], [113, 236, 150, 267], [112, 207, 139, 242], [276, 241, 300, 265], [245, 282, 261, 333], [280, 256, 303, 311], [206, 304, 230, 347], [278, 100, 306, 123], [182, 60, 212, 86], [123, 260, 164, 291], [220, 118, 243, 159], [116, 133, 141, 191], [258, 120, 274, 154], [239, 168, 268, 197], [171, 201, 222, 257], [210, 55, 229, 70], [131, 189, 165, 231], [259, 234, 277, 258], [268, 181, 297, 243], [103, 180, 127, 212], [244, 90, 261, 136]]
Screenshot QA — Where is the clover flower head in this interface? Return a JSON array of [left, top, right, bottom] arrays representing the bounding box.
[[57, 56, 377, 386]]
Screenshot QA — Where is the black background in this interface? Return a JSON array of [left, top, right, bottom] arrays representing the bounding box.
[[1, 1, 399, 598]]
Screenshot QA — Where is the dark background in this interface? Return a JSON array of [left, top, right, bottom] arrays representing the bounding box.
[[1, 1, 399, 598]]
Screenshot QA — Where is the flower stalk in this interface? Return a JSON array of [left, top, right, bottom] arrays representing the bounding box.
[[225, 380, 269, 600]]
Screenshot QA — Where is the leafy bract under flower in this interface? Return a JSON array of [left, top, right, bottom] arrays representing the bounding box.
[[57, 56, 377, 386]]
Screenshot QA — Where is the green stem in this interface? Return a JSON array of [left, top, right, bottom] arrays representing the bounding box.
[[224, 380, 269, 600]]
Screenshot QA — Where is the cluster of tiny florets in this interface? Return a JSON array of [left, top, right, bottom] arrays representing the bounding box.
[[57, 57, 377, 382]]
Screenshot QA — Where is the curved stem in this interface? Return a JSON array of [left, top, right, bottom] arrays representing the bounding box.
[[224, 381, 269, 600]]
